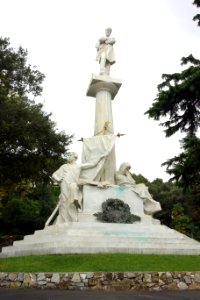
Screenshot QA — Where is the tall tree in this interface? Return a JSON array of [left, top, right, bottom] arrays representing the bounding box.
[[0, 37, 72, 197], [162, 134, 200, 190], [193, 0, 200, 26], [145, 2, 200, 190], [145, 54, 200, 137]]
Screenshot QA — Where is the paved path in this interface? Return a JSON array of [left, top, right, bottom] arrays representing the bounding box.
[[0, 289, 200, 300]]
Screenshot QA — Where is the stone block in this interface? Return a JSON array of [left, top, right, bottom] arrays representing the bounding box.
[[51, 273, 60, 284], [37, 273, 46, 282], [71, 273, 81, 283], [88, 277, 99, 286], [188, 282, 200, 290], [86, 272, 94, 279], [184, 275, 192, 284], [80, 273, 87, 280], [10, 281, 21, 288], [17, 273, 24, 282], [117, 272, 124, 280], [0, 272, 8, 280], [177, 281, 188, 290], [105, 272, 113, 281], [194, 273, 200, 283], [166, 282, 178, 290], [143, 273, 152, 283], [37, 280, 46, 286], [23, 273, 37, 287], [46, 283, 56, 289], [127, 272, 136, 279], [111, 281, 131, 291], [8, 273, 17, 281]]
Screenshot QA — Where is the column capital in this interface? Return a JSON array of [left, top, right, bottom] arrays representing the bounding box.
[[86, 74, 122, 100]]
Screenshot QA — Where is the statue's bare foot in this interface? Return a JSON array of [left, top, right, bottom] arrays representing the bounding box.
[[97, 181, 110, 189]]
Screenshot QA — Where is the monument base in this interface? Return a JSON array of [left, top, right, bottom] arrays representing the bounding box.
[[81, 185, 160, 224], [1, 185, 200, 257], [1, 222, 200, 257]]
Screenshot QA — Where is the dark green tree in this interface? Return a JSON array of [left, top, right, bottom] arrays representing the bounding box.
[[145, 54, 200, 138], [144, 2, 200, 240], [149, 179, 184, 227], [132, 173, 150, 186], [193, 0, 200, 26], [145, 2, 200, 190], [162, 134, 200, 190], [0, 37, 73, 198]]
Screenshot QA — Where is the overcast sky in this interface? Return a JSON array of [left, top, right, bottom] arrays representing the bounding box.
[[1, 0, 199, 181]]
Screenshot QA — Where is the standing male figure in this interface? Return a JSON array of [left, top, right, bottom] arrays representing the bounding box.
[[51, 152, 106, 224], [96, 27, 116, 75]]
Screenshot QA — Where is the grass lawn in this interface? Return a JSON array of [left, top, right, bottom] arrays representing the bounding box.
[[0, 254, 200, 272]]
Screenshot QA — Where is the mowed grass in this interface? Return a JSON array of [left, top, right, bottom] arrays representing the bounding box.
[[0, 254, 200, 272]]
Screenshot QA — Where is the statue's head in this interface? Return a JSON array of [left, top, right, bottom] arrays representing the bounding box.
[[105, 27, 112, 37], [118, 162, 131, 175], [67, 152, 78, 163]]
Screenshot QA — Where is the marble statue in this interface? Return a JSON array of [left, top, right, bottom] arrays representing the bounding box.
[[81, 135, 116, 184], [115, 162, 161, 215], [96, 27, 116, 75], [49, 152, 106, 224]]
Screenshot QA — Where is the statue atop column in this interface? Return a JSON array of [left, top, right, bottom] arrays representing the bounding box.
[[96, 27, 116, 75], [46, 27, 161, 226]]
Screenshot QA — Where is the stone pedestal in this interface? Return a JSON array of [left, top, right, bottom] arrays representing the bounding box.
[[2, 221, 200, 257], [79, 185, 158, 224]]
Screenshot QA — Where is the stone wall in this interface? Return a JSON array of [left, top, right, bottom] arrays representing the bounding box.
[[1, 272, 200, 290]]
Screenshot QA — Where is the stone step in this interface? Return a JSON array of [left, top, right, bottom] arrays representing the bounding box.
[[17, 233, 196, 246], [35, 222, 170, 231], [2, 240, 200, 257], [12, 238, 196, 249], [21, 223, 195, 244], [32, 224, 182, 237], [22, 230, 184, 241], [1, 222, 200, 257], [4, 235, 200, 252]]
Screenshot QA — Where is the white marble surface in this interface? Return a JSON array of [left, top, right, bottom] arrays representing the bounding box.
[[85, 74, 122, 184], [82, 185, 145, 218], [96, 27, 116, 75], [1, 222, 200, 257], [86, 74, 122, 99], [81, 135, 116, 184]]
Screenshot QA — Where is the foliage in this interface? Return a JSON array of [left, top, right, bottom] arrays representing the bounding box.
[[0, 184, 59, 236], [162, 134, 200, 190], [1, 254, 200, 272], [193, 0, 200, 26], [28, 184, 59, 228], [171, 203, 200, 240], [148, 178, 200, 241], [0, 37, 73, 198], [132, 173, 150, 186], [0, 197, 40, 235], [0, 37, 44, 98], [145, 3, 200, 194], [149, 179, 183, 227], [145, 54, 200, 137], [94, 198, 140, 223]]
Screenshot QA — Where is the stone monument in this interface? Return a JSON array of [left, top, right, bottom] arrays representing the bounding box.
[[1, 28, 200, 257]]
